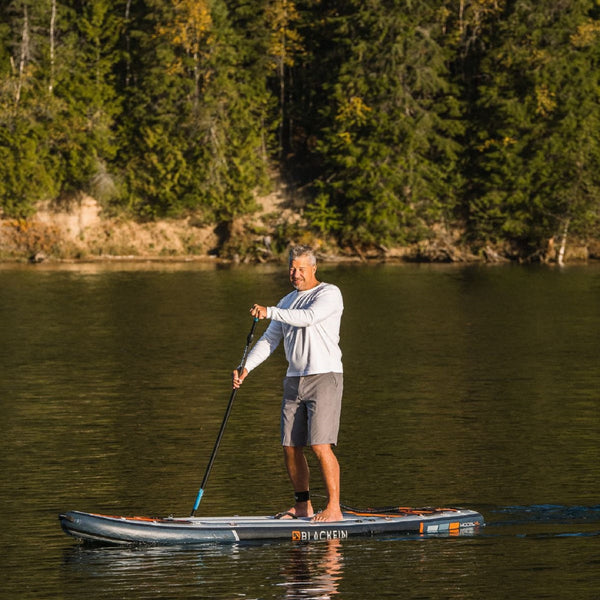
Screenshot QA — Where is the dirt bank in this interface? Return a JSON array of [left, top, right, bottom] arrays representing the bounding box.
[[1, 193, 598, 265], [0, 190, 301, 264]]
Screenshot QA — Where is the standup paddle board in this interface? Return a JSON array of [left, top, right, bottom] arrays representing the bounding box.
[[59, 506, 484, 545]]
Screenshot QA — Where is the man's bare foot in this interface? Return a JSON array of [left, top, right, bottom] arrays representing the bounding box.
[[311, 506, 344, 522], [275, 501, 314, 519]]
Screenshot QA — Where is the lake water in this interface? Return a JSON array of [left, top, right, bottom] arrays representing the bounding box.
[[1, 261, 599, 599]]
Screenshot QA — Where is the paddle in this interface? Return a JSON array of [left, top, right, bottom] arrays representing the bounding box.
[[191, 317, 259, 516]]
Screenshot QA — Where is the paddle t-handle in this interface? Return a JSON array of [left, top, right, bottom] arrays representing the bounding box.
[[191, 317, 259, 516]]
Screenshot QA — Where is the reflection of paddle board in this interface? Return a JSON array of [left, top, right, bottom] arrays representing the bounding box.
[[59, 507, 484, 545]]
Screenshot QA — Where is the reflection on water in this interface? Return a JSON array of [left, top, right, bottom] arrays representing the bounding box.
[[276, 540, 343, 599], [52, 502, 600, 600], [62, 539, 343, 600], [1, 262, 600, 600]]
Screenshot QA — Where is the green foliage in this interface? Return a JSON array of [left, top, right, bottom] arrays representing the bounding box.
[[0, 0, 598, 259], [304, 193, 342, 234], [118, 0, 270, 219], [0, 0, 122, 214], [313, 0, 464, 246], [0, 119, 59, 217], [466, 0, 600, 255]]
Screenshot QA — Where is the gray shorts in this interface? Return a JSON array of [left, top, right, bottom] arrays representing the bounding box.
[[281, 373, 343, 447]]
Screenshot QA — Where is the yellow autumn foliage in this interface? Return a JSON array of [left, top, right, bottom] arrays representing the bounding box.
[[336, 96, 372, 126], [571, 20, 600, 47], [157, 0, 214, 73], [535, 85, 556, 117], [266, 0, 304, 70]]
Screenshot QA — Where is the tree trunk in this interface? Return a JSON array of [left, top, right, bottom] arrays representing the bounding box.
[[124, 0, 132, 86], [279, 40, 285, 160], [49, 0, 56, 93], [557, 218, 570, 266], [16, 4, 30, 107]]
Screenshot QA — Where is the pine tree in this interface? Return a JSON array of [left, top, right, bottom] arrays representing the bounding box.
[[468, 0, 600, 258], [312, 0, 464, 247], [120, 0, 271, 220], [52, 0, 123, 199], [0, 1, 61, 216], [0, 0, 124, 216]]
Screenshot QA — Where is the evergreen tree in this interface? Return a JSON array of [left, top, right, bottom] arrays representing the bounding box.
[[120, 0, 271, 220], [52, 0, 123, 200], [0, 1, 60, 216], [311, 0, 464, 248], [0, 0, 123, 215], [0, 0, 598, 257], [468, 0, 600, 258]]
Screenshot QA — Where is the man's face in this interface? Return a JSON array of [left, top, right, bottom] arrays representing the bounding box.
[[289, 256, 318, 291]]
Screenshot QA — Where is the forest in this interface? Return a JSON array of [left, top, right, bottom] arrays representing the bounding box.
[[1, 0, 600, 262]]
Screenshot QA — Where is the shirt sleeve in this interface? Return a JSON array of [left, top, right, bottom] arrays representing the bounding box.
[[243, 319, 283, 373], [266, 286, 343, 327]]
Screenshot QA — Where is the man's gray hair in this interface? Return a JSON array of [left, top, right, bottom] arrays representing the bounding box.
[[289, 245, 317, 266]]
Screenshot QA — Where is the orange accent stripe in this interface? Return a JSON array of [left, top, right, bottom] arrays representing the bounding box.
[[90, 513, 189, 524], [345, 508, 458, 518], [345, 511, 418, 518], [91, 513, 159, 522]]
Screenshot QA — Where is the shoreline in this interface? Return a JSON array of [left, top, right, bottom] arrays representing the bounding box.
[[2, 195, 599, 267], [1, 249, 599, 269]]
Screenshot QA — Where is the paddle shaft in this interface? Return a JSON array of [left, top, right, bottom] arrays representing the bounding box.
[[191, 317, 259, 516]]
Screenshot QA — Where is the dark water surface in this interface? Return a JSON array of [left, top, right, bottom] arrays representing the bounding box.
[[1, 261, 599, 599]]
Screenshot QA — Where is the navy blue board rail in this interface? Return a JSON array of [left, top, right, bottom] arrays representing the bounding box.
[[59, 507, 484, 545]]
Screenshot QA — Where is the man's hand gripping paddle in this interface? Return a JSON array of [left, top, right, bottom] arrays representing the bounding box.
[[191, 317, 259, 516]]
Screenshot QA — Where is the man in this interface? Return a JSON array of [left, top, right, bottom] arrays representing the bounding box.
[[232, 245, 344, 522]]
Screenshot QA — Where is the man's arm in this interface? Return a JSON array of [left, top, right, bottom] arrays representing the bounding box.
[[267, 286, 343, 327], [232, 319, 282, 387]]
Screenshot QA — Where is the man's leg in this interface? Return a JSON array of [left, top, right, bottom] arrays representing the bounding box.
[[282, 445, 314, 518], [311, 444, 343, 522]]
